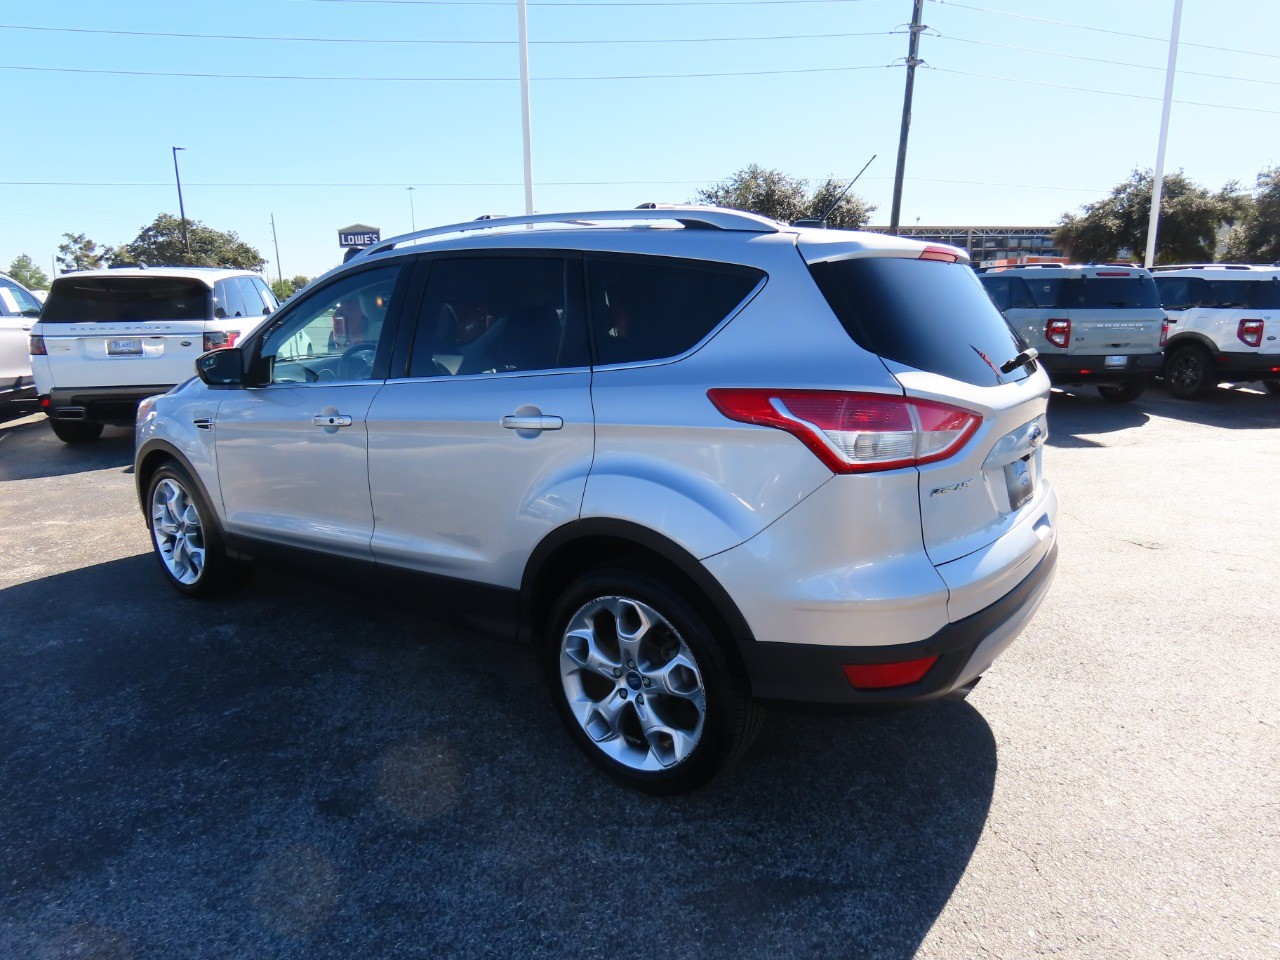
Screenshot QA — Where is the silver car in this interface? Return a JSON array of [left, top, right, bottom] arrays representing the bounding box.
[[135, 207, 1059, 793]]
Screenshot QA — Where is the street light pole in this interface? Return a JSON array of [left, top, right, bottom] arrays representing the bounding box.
[[407, 186, 417, 231], [172, 146, 191, 256]]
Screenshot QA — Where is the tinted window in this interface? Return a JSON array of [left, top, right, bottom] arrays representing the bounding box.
[[980, 275, 1011, 311], [1155, 276, 1196, 310], [41, 277, 211, 323], [408, 256, 583, 377], [261, 264, 401, 384], [810, 257, 1030, 386], [252, 277, 280, 313], [1203, 279, 1280, 309], [1247, 280, 1280, 309], [234, 277, 269, 316], [1056, 277, 1160, 310], [586, 255, 763, 366], [214, 278, 248, 318]]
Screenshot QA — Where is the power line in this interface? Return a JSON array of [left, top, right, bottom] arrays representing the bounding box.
[[930, 67, 1280, 115], [0, 22, 901, 46], [936, 34, 1280, 87], [0, 62, 895, 81], [930, 1, 1280, 61]]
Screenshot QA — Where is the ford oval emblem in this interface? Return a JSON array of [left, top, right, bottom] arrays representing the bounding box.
[[1029, 424, 1044, 447]]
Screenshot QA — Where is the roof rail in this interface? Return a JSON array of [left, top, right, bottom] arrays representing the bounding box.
[[353, 205, 783, 260]]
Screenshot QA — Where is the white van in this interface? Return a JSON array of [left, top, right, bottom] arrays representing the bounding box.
[[0, 272, 43, 404], [30, 267, 278, 442], [1152, 265, 1280, 399], [979, 264, 1166, 403]]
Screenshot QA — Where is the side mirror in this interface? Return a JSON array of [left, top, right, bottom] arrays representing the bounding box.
[[196, 348, 244, 386]]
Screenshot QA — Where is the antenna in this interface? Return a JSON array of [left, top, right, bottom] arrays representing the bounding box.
[[793, 155, 877, 229]]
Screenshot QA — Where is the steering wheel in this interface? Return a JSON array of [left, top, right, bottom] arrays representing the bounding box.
[[338, 341, 377, 380]]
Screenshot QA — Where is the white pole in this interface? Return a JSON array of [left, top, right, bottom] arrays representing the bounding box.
[[1145, 0, 1183, 268], [517, 0, 534, 215]]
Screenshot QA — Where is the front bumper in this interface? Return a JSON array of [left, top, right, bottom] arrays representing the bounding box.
[[46, 384, 175, 425], [737, 541, 1058, 708], [1039, 352, 1162, 385]]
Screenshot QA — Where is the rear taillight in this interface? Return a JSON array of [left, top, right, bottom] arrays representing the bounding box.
[[706, 389, 981, 474], [1238, 319, 1264, 348], [1045, 318, 1071, 348], [204, 330, 240, 351], [844, 656, 939, 690], [29, 334, 46, 356], [1160, 319, 1169, 347]]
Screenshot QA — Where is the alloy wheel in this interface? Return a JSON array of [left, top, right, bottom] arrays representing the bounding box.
[[150, 478, 206, 585]]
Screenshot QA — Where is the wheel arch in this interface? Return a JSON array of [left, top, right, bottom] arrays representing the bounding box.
[[135, 439, 220, 524], [519, 518, 757, 659], [1163, 332, 1220, 360]]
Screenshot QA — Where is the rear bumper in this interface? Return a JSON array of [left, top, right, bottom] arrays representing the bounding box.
[[737, 541, 1058, 708], [1040, 352, 1162, 385], [45, 385, 174, 425], [1210, 351, 1280, 382]]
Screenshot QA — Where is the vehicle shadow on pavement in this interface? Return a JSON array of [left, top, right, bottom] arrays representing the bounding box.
[[1143, 383, 1280, 430], [0, 415, 134, 481], [0, 557, 995, 960], [1045, 389, 1150, 448]]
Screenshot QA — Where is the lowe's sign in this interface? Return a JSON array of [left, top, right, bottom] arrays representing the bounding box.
[[338, 224, 380, 248]]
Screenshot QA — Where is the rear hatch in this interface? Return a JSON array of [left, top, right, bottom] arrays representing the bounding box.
[[1019, 268, 1165, 357], [805, 247, 1055, 614], [37, 275, 213, 388]]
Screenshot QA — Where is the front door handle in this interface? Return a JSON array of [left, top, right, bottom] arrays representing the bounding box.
[[500, 414, 563, 432], [312, 414, 353, 428]]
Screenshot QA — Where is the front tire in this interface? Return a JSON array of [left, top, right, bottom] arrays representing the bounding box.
[[1097, 381, 1145, 404], [49, 419, 104, 444], [146, 461, 241, 597], [545, 568, 762, 794], [1164, 345, 1216, 400]]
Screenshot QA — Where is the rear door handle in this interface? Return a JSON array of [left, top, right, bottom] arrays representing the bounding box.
[[312, 414, 353, 428], [501, 414, 563, 432]]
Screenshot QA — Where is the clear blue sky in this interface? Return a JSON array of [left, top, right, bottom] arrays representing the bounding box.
[[2, 0, 1276, 281]]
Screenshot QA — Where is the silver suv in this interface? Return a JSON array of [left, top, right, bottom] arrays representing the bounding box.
[[135, 207, 1059, 793]]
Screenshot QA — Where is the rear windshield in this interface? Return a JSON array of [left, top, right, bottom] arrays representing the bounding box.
[[1013, 276, 1161, 310], [810, 256, 1031, 386], [41, 277, 212, 323]]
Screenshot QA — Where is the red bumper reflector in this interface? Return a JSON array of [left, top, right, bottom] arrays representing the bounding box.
[[843, 656, 939, 690]]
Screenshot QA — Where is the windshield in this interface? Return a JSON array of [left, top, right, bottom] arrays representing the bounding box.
[[0, 278, 43, 316], [810, 256, 1031, 387], [41, 276, 211, 323]]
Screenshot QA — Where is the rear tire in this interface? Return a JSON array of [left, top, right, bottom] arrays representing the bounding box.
[[1097, 382, 1145, 404], [146, 461, 242, 597], [1264, 380, 1280, 396], [1164, 345, 1216, 400], [49, 419, 104, 444], [544, 567, 762, 794]]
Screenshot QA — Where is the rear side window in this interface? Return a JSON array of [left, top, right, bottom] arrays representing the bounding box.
[[0, 277, 43, 316], [812, 257, 1030, 387], [1208, 279, 1280, 309], [586, 255, 764, 366], [41, 277, 211, 323]]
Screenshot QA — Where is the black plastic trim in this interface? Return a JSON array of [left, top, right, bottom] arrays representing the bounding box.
[[738, 542, 1058, 709], [1038, 352, 1162, 384]]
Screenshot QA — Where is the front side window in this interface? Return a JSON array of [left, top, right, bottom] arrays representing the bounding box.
[[407, 256, 582, 377], [260, 265, 401, 383], [586, 255, 764, 366], [0, 278, 43, 316]]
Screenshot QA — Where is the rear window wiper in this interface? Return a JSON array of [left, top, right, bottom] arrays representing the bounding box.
[[1000, 347, 1039, 374]]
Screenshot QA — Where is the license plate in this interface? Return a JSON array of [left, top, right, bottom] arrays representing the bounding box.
[[1104, 355, 1128, 368], [107, 338, 143, 356], [1004, 457, 1035, 510]]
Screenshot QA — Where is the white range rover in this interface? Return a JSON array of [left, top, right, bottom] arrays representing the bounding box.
[[29, 267, 278, 442]]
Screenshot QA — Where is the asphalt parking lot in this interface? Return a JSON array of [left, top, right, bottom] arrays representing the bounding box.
[[1, 385, 1277, 960]]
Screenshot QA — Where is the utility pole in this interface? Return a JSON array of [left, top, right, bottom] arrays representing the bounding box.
[[516, 0, 535, 215], [270, 213, 283, 290], [889, 0, 925, 233], [172, 146, 191, 255], [1144, 0, 1184, 268]]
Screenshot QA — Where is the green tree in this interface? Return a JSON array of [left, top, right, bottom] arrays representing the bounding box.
[[271, 275, 311, 300], [1221, 167, 1280, 263], [8, 254, 49, 290], [1054, 169, 1240, 264], [694, 164, 875, 229], [111, 213, 266, 270], [56, 232, 110, 273]]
